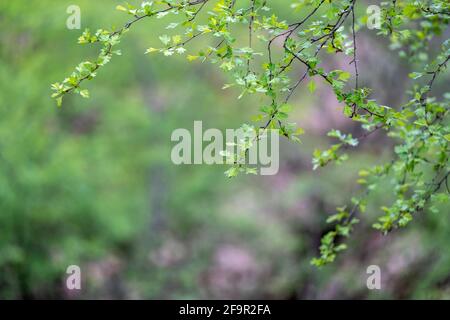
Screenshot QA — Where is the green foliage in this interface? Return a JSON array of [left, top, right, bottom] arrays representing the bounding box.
[[53, 0, 449, 268], [1, 0, 238, 298]]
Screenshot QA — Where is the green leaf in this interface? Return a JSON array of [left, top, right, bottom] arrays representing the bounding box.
[[408, 72, 423, 79], [79, 89, 89, 98], [56, 96, 63, 107], [145, 47, 159, 54], [278, 104, 292, 113], [338, 71, 351, 81], [187, 55, 199, 61], [159, 35, 171, 46], [224, 167, 239, 178], [116, 5, 128, 12], [308, 80, 316, 93]]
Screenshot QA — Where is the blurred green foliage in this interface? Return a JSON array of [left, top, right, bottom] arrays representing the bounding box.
[[0, 0, 449, 299]]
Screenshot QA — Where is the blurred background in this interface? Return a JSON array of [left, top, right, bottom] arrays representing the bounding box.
[[0, 0, 449, 299]]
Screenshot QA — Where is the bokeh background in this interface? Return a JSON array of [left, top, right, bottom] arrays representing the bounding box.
[[0, 0, 449, 299]]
